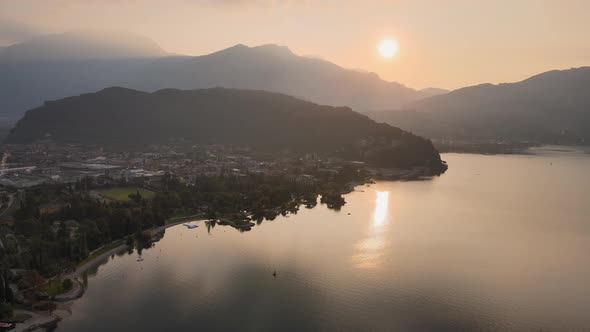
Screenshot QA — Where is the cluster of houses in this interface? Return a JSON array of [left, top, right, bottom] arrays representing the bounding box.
[[0, 142, 432, 197], [0, 143, 364, 190]]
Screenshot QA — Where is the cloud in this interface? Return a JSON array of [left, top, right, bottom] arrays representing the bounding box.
[[0, 17, 40, 45]]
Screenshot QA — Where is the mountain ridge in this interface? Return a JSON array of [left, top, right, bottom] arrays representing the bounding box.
[[6, 87, 447, 173], [368, 67, 590, 143], [0, 32, 442, 120], [0, 30, 167, 62]]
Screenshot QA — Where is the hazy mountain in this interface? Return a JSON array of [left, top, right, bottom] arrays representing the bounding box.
[[0, 30, 167, 62], [0, 32, 434, 121], [117, 43, 429, 111], [0, 31, 168, 122], [369, 67, 590, 143], [0, 58, 147, 122], [417, 87, 449, 98], [6, 87, 446, 172]]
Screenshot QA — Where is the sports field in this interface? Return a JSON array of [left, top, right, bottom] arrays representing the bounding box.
[[97, 187, 156, 201]]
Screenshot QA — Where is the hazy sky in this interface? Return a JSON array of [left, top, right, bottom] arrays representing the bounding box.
[[2, 0, 589, 90]]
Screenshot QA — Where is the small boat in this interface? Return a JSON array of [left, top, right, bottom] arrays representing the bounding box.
[[183, 224, 199, 229], [137, 258, 144, 262]]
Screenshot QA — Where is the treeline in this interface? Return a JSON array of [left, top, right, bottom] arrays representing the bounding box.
[[8, 189, 167, 276], [2, 167, 360, 276], [156, 173, 322, 221]]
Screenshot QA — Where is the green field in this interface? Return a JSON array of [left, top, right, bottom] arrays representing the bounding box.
[[97, 187, 156, 201], [41, 279, 70, 296]]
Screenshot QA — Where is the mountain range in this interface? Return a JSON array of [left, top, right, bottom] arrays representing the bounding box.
[[0, 31, 444, 121], [0, 30, 167, 62], [367, 67, 590, 144], [2, 30, 589, 145], [6, 87, 447, 173]]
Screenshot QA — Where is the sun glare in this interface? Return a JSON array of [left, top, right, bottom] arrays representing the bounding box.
[[378, 39, 399, 58]]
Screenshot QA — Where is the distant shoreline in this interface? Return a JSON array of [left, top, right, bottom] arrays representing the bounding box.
[[434, 141, 536, 155], [437, 143, 590, 156]]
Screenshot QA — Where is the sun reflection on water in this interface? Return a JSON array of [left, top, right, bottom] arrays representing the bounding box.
[[352, 191, 390, 270], [373, 191, 389, 227]]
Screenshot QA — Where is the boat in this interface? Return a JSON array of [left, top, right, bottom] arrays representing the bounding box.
[[183, 224, 199, 229]]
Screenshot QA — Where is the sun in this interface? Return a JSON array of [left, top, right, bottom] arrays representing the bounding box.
[[378, 39, 399, 58]]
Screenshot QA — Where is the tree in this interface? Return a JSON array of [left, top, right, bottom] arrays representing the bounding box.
[[62, 278, 73, 291], [128, 190, 143, 203]]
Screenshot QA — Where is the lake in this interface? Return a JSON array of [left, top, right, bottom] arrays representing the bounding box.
[[53, 147, 590, 331]]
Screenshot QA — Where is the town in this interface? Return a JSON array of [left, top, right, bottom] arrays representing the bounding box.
[[0, 142, 432, 190]]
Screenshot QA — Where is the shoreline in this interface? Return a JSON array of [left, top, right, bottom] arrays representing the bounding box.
[[12, 309, 60, 332], [11, 217, 200, 332], [67, 216, 200, 278], [9, 173, 430, 331]]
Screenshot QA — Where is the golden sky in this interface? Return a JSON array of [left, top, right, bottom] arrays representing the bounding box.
[[2, 0, 589, 90]]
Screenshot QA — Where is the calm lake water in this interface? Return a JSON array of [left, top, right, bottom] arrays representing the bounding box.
[[54, 147, 590, 331]]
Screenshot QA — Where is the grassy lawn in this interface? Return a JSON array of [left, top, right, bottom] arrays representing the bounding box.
[[42, 280, 65, 296], [97, 187, 156, 201]]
